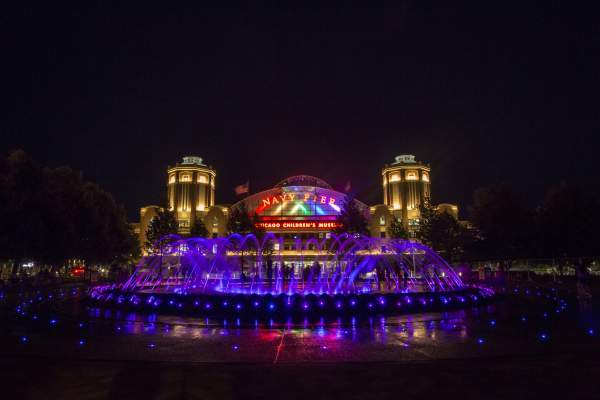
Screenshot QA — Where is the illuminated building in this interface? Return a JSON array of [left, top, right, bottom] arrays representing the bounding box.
[[137, 154, 458, 250], [233, 175, 368, 240], [167, 156, 215, 234], [381, 154, 431, 232]]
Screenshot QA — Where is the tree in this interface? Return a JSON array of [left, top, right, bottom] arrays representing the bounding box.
[[0, 150, 140, 276], [416, 197, 437, 244], [249, 212, 270, 276], [118, 225, 141, 265], [429, 212, 471, 262], [0, 150, 47, 273], [334, 193, 369, 236], [226, 202, 254, 276], [189, 218, 209, 238], [226, 202, 253, 235], [417, 198, 473, 262], [145, 208, 178, 277], [145, 208, 178, 253], [469, 184, 534, 265], [536, 182, 599, 261], [388, 216, 408, 239]]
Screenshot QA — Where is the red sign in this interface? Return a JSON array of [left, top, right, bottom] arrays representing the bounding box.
[[255, 191, 340, 214], [255, 220, 342, 230]]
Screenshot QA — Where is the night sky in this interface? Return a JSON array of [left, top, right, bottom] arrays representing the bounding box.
[[2, 2, 599, 221]]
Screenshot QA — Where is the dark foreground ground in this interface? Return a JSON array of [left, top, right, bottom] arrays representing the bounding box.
[[1, 351, 599, 400], [1, 284, 598, 399]]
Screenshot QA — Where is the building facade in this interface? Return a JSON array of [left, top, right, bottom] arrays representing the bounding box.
[[137, 155, 458, 248], [381, 154, 431, 231], [166, 156, 216, 234]]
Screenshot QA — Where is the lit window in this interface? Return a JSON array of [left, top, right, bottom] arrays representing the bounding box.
[[390, 173, 400, 182], [169, 174, 176, 184], [379, 216, 386, 226], [180, 174, 192, 182], [406, 171, 417, 181], [198, 175, 207, 183], [422, 173, 429, 182]]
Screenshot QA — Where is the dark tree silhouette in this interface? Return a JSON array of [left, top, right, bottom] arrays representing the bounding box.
[[145, 208, 178, 253], [469, 184, 534, 267], [334, 193, 369, 236], [226, 202, 253, 235], [189, 218, 209, 238], [416, 197, 437, 242], [537, 183, 599, 261], [145, 208, 178, 276], [226, 202, 254, 276], [388, 216, 408, 239], [0, 150, 140, 276], [417, 198, 473, 262]]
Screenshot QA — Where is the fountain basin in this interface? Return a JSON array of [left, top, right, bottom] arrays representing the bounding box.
[[87, 285, 496, 318]]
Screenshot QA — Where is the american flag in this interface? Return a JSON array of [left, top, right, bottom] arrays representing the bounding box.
[[234, 181, 249, 195]]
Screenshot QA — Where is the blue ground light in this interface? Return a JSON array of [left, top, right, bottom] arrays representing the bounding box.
[[3, 284, 597, 369]]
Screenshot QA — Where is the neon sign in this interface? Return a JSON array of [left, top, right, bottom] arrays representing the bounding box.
[[255, 221, 342, 230], [256, 191, 340, 214]]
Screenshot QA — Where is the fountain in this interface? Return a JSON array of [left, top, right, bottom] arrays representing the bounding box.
[[88, 234, 495, 317]]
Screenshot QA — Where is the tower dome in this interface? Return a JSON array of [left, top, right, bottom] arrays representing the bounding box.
[[274, 175, 332, 189]]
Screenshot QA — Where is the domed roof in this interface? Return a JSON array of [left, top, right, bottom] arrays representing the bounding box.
[[274, 175, 332, 189]]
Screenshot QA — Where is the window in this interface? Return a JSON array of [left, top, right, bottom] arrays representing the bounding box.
[[422, 172, 429, 182], [169, 174, 176, 184], [380, 231, 386, 238], [406, 171, 418, 181], [390, 173, 400, 182], [197, 175, 208, 183], [379, 216, 386, 226], [180, 173, 192, 182]]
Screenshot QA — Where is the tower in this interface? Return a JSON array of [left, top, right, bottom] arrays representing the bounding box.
[[382, 155, 431, 231], [167, 156, 216, 234]]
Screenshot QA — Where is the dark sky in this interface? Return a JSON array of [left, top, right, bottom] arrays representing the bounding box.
[[2, 2, 599, 221]]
